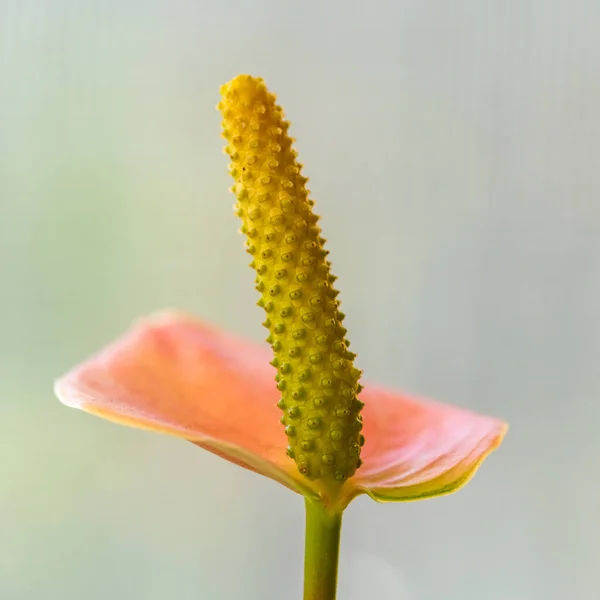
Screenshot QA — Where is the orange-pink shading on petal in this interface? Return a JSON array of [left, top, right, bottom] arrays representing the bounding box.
[[54, 312, 506, 507], [355, 386, 506, 502]]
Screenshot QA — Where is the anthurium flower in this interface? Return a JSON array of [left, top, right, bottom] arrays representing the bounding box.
[[55, 74, 506, 600]]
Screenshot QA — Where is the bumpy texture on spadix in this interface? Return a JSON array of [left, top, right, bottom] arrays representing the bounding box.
[[218, 75, 364, 484]]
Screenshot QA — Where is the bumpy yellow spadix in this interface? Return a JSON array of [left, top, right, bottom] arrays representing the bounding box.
[[218, 75, 364, 484]]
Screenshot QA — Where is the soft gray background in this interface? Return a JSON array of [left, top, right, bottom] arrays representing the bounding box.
[[1, 1, 598, 599]]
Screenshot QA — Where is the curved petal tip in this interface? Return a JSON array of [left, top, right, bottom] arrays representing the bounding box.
[[349, 387, 507, 504]]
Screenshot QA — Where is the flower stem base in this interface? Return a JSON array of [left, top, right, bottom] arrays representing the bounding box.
[[303, 498, 343, 600]]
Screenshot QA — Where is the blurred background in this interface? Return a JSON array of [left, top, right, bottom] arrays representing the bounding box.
[[1, 1, 599, 598]]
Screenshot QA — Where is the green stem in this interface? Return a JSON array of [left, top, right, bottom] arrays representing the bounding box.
[[303, 498, 343, 600]]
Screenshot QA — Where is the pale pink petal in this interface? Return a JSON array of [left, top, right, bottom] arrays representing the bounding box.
[[55, 312, 506, 506], [54, 311, 316, 498]]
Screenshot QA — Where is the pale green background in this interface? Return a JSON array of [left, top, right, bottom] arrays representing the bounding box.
[[1, 1, 599, 599]]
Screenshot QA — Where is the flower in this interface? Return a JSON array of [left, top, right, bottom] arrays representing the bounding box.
[[55, 311, 505, 509], [54, 75, 506, 511]]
